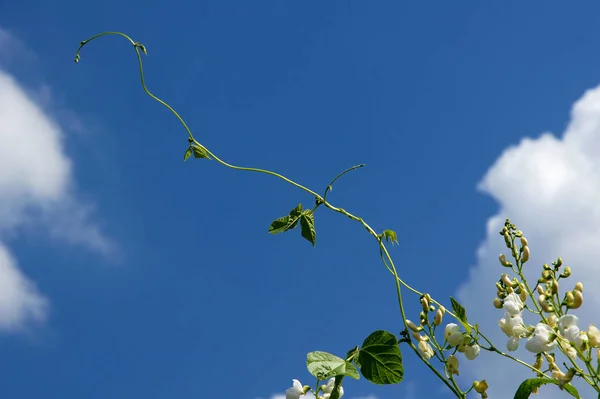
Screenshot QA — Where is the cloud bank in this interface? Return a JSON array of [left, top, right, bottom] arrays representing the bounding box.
[[0, 27, 113, 331], [457, 85, 600, 397]]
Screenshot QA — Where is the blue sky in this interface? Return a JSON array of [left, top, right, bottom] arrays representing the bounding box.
[[2, 1, 600, 398]]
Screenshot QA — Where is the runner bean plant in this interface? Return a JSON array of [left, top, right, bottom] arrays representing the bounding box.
[[73, 32, 600, 399]]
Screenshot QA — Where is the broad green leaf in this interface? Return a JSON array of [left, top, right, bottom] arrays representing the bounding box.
[[183, 147, 192, 161], [269, 216, 292, 234], [306, 351, 360, 380], [357, 330, 403, 385], [192, 145, 211, 159], [514, 378, 580, 399], [300, 212, 316, 246], [268, 204, 304, 235], [450, 297, 471, 335], [290, 204, 303, 217]]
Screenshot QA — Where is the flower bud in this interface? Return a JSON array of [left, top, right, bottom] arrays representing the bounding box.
[[418, 339, 435, 360], [556, 257, 563, 267], [473, 380, 489, 398], [420, 295, 429, 312], [587, 325, 600, 348], [533, 354, 543, 370], [561, 266, 571, 278], [503, 232, 511, 248], [434, 306, 445, 326], [519, 289, 527, 302], [571, 289, 583, 309], [520, 236, 529, 247], [493, 297, 503, 309], [551, 279, 559, 295], [496, 282, 504, 291], [499, 253, 510, 267], [541, 270, 553, 280], [506, 286, 514, 294], [575, 282, 583, 292], [502, 274, 512, 287], [543, 263, 552, 271], [521, 246, 530, 263], [552, 369, 575, 388], [412, 331, 425, 341], [547, 314, 558, 328], [407, 319, 423, 333], [537, 285, 544, 295], [564, 291, 575, 307]]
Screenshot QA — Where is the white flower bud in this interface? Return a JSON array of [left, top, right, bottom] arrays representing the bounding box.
[[587, 325, 600, 348], [418, 340, 435, 360], [502, 274, 512, 287], [493, 297, 502, 309], [520, 236, 528, 247], [575, 282, 583, 292], [521, 246, 530, 263], [571, 290, 583, 309], [464, 344, 480, 360], [434, 306, 445, 326], [519, 289, 527, 302], [406, 319, 423, 333], [537, 285, 544, 295]]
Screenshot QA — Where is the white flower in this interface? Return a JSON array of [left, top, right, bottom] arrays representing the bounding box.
[[526, 323, 557, 353], [464, 344, 480, 360], [418, 340, 435, 360], [286, 379, 306, 399], [503, 292, 524, 316], [444, 323, 464, 347], [559, 315, 580, 343], [499, 312, 527, 351], [557, 314, 590, 352], [588, 325, 600, 348], [321, 378, 344, 399], [447, 354, 459, 376]]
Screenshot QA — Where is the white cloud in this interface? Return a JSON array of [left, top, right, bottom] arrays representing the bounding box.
[[457, 86, 600, 398], [0, 29, 114, 331]]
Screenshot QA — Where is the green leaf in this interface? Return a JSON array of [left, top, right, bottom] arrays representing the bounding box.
[[513, 378, 580, 399], [450, 297, 472, 335], [192, 145, 211, 159], [184, 147, 192, 161], [268, 216, 292, 234], [268, 204, 304, 235], [306, 351, 360, 380], [382, 230, 399, 245], [357, 330, 403, 385], [300, 212, 316, 246]]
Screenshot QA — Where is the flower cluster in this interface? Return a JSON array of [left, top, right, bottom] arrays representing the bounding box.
[[285, 378, 344, 399], [494, 219, 600, 391]]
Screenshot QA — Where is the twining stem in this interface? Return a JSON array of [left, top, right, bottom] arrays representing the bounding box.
[[75, 31, 595, 397]]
